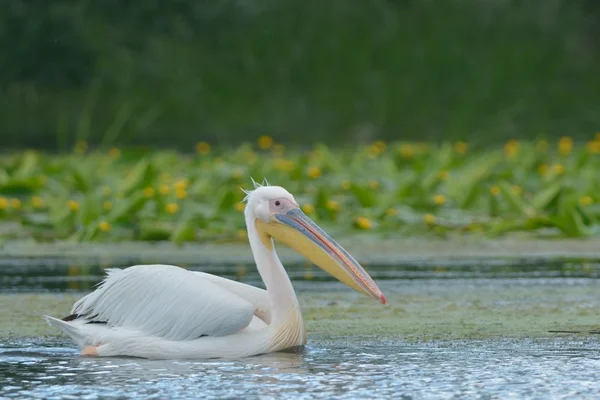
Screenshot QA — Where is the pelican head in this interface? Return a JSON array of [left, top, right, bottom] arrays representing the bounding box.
[[244, 183, 386, 304]]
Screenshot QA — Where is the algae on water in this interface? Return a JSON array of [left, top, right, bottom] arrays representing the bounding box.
[[3, 278, 599, 341]]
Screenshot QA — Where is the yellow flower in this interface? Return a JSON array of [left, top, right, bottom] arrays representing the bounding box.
[[596, 132, 600, 141], [67, 200, 79, 212], [237, 229, 247, 240], [579, 196, 593, 206], [438, 170, 450, 180], [558, 136, 573, 155], [235, 202, 245, 212], [374, 140, 387, 153], [399, 144, 414, 159], [552, 164, 565, 175], [176, 188, 188, 200], [174, 178, 190, 191], [341, 180, 351, 190], [102, 186, 111, 196], [504, 139, 520, 157], [454, 141, 468, 155], [355, 216, 372, 230], [490, 186, 501, 196], [242, 151, 258, 166], [143, 187, 155, 198], [302, 204, 315, 214], [423, 213, 436, 225], [386, 208, 398, 217], [366, 145, 380, 158], [31, 196, 44, 209], [586, 140, 600, 154], [326, 200, 340, 211], [0, 197, 7, 209], [368, 180, 380, 190], [367, 141, 387, 157], [274, 158, 295, 172], [73, 140, 88, 154], [257, 135, 273, 150], [165, 203, 180, 214], [538, 164, 549, 176], [108, 147, 121, 159], [536, 139, 549, 152], [416, 142, 430, 153], [307, 166, 321, 179], [159, 184, 171, 195], [272, 144, 286, 156], [103, 201, 112, 211], [10, 198, 21, 209], [196, 142, 211, 155], [231, 168, 244, 179], [432, 194, 446, 205], [98, 221, 111, 232]]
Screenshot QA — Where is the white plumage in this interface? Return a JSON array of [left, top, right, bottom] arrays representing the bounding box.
[[72, 265, 255, 339], [45, 264, 277, 359], [45, 183, 385, 359]]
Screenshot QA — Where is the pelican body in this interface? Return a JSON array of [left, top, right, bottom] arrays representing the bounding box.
[[45, 184, 386, 359]]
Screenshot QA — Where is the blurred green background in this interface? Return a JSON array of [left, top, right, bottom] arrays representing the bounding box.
[[2, 0, 599, 150]]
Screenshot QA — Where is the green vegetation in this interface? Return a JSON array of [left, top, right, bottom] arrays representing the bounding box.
[[4, 279, 600, 339], [1, 135, 600, 244], [2, 1, 600, 148]]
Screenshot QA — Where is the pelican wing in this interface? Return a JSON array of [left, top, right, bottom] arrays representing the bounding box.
[[191, 271, 271, 323], [70, 264, 255, 341]]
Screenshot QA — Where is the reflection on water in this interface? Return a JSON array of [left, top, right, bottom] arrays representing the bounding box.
[[1, 338, 600, 399], [1, 257, 600, 292]]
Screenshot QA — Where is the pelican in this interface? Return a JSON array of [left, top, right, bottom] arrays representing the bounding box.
[[45, 183, 386, 359]]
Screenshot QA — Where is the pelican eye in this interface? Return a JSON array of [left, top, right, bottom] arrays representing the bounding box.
[[275, 201, 280, 206]]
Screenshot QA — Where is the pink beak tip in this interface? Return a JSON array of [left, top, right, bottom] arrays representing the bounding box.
[[380, 293, 387, 305]]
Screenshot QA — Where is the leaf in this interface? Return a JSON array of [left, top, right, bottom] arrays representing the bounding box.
[[548, 210, 588, 237], [171, 219, 197, 246], [108, 193, 148, 222], [118, 160, 156, 195], [0, 177, 40, 195], [14, 151, 39, 178], [216, 188, 238, 213], [498, 181, 534, 216], [443, 152, 502, 208], [488, 192, 500, 217], [350, 184, 376, 208], [487, 219, 525, 236], [72, 170, 91, 193], [531, 183, 562, 212], [461, 184, 481, 210], [0, 169, 8, 185], [79, 224, 99, 242], [140, 225, 172, 241]]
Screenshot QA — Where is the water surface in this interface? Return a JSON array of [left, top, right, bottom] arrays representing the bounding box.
[[1, 259, 600, 398], [2, 337, 599, 399]]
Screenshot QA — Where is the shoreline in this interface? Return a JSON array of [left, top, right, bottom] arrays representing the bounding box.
[[2, 236, 600, 267]]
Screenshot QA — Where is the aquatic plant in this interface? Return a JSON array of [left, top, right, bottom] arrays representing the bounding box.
[[1, 135, 600, 244]]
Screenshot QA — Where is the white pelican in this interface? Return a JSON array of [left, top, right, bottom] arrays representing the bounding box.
[[45, 183, 386, 359]]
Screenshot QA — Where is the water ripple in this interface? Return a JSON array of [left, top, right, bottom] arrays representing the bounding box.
[[1, 338, 600, 399]]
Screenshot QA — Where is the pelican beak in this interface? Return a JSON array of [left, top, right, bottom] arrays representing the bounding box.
[[256, 208, 386, 304]]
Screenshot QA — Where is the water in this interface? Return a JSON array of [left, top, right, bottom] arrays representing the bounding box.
[[1, 259, 600, 398], [2, 338, 600, 399], [1, 257, 599, 292]]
